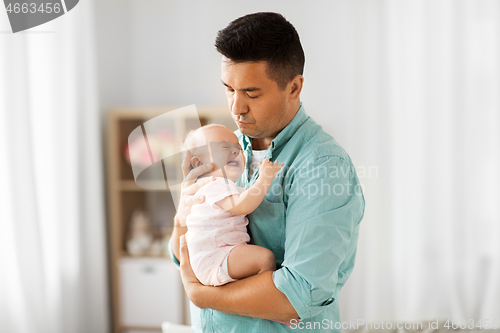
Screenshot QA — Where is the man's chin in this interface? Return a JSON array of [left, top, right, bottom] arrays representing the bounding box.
[[238, 126, 256, 137]]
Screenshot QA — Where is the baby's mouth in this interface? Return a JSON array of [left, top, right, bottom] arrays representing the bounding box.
[[227, 160, 239, 167]]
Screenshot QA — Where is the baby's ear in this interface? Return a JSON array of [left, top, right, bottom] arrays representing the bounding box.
[[190, 156, 204, 168]]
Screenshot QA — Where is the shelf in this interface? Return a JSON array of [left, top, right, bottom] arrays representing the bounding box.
[[119, 180, 171, 191], [121, 326, 161, 332], [121, 252, 170, 259]]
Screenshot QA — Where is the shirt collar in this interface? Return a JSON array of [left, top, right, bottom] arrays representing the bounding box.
[[240, 102, 309, 153]]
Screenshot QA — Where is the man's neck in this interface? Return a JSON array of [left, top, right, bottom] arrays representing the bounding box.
[[251, 137, 273, 150], [250, 101, 301, 151]]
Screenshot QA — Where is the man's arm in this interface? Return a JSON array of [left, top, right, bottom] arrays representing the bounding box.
[[170, 223, 187, 263], [178, 235, 299, 321], [271, 155, 365, 320]]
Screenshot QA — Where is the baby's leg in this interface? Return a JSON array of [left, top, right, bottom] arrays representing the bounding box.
[[227, 244, 276, 280]]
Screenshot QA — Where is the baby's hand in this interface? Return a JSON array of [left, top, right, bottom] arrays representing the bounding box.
[[258, 159, 284, 180]]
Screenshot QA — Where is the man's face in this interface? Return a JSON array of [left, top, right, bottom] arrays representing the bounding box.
[[221, 59, 289, 140]]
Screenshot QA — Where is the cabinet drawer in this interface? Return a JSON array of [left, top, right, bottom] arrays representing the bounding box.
[[119, 257, 182, 327]]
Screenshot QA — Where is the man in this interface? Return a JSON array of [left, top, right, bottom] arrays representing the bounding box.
[[170, 12, 365, 332]]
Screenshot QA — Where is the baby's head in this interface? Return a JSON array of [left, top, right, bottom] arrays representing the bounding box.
[[183, 124, 245, 183]]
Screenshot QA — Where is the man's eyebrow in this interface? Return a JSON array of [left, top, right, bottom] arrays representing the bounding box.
[[221, 80, 261, 92]]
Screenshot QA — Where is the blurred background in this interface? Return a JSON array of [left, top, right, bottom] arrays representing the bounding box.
[[1, 1, 499, 333]]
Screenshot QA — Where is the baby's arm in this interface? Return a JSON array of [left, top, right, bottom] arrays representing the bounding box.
[[216, 159, 283, 215]]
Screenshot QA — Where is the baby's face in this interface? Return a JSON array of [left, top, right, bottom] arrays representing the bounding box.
[[193, 126, 245, 183]]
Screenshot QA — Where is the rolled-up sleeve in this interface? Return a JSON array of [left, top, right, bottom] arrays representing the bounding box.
[[168, 237, 181, 268], [273, 154, 365, 320]]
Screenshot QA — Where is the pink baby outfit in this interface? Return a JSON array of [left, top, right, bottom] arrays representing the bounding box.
[[185, 177, 250, 286]]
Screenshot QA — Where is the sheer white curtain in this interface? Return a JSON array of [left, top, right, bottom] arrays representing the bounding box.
[[340, 0, 500, 322], [0, 1, 109, 333]]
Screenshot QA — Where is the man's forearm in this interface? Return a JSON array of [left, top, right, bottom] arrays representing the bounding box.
[[171, 222, 187, 261], [190, 271, 298, 321]]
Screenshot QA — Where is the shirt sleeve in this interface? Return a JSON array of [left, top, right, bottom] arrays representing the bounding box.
[[168, 237, 180, 268], [272, 154, 365, 320], [203, 178, 243, 209]]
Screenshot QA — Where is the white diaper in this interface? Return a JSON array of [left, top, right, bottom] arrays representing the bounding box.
[[217, 254, 236, 285]]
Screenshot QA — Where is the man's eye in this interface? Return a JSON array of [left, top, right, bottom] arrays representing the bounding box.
[[247, 94, 258, 99]]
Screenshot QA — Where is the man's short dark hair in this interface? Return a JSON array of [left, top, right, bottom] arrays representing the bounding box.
[[215, 12, 305, 90]]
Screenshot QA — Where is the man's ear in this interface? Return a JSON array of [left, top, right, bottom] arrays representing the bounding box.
[[190, 156, 203, 168], [288, 74, 304, 101]]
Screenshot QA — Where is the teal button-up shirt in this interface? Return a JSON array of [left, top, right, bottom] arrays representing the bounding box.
[[171, 104, 365, 332]]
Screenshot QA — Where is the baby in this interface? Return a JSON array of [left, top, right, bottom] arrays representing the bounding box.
[[182, 124, 283, 286]]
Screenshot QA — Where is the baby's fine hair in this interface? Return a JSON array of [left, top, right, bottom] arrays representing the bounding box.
[[182, 123, 228, 153]]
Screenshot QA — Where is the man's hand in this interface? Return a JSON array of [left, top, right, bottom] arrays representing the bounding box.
[[178, 234, 204, 306], [171, 150, 215, 260], [174, 150, 215, 227]]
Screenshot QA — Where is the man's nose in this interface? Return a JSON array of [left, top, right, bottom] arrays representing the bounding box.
[[231, 93, 248, 116]]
